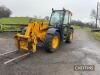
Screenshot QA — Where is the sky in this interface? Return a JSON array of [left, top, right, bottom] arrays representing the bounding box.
[[0, 0, 100, 22]]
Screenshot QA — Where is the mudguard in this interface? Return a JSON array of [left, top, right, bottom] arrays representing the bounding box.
[[47, 28, 58, 35]]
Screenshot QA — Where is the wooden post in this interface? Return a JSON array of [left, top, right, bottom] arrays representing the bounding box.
[[96, 2, 99, 28], [0, 24, 3, 32]]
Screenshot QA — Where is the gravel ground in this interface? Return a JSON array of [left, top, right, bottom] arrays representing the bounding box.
[[0, 29, 100, 75]]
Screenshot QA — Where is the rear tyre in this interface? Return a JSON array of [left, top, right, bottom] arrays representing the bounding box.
[[66, 32, 73, 43], [44, 32, 60, 53]]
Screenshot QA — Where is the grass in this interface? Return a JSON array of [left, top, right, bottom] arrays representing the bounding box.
[[83, 27, 100, 41], [0, 17, 31, 31], [0, 17, 37, 25], [0, 17, 47, 31], [0, 17, 29, 24], [72, 25, 80, 29], [84, 27, 91, 32], [72, 25, 100, 41], [91, 32, 100, 41]]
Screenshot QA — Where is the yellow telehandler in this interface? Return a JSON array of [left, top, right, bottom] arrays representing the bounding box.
[[15, 8, 74, 53]]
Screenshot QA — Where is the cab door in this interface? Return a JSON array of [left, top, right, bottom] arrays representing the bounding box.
[[63, 11, 71, 39]]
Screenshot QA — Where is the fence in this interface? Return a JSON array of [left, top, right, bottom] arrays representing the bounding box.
[[0, 24, 27, 32]]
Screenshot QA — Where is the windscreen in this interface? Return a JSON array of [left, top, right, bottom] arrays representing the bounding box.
[[50, 11, 63, 26]]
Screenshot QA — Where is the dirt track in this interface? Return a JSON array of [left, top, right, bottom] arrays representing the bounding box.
[[0, 29, 100, 75]]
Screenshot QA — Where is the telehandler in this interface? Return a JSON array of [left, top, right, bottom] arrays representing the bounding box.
[[15, 8, 74, 53]]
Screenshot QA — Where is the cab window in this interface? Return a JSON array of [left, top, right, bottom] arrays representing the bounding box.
[[63, 12, 71, 25]]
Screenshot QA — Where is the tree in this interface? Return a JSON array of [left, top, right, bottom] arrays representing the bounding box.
[[90, 9, 99, 28], [90, 9, 97, 19], [0, 5, 12, 18], [44, 16, 49, 20], [33, 15, 37, 19]]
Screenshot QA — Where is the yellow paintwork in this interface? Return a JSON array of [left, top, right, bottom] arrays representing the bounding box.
[[64, 27, 67, 32], [15, 21, 48, 53], [69, 32, 73, 42], [52, 35, 59, 49]]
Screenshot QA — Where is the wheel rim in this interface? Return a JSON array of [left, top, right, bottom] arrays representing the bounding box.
[[52, 35, 59, 49], [70, 32, 73, 42]]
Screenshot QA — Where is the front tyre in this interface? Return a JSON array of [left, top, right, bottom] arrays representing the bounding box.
[[44, 32, 60, 53]]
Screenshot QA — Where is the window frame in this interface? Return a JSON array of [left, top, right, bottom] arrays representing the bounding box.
[[63, 12, 71, 25]]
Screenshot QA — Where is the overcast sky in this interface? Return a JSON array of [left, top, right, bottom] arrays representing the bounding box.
[[0, 0, 100, 22]]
